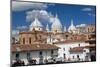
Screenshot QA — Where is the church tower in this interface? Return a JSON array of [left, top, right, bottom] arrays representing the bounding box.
[[51, 14, 62, 33], [64, 26, 67, 32], [46, 24, 50, 32], [29, 17, 43, 31], [68, 19, 77, 33]]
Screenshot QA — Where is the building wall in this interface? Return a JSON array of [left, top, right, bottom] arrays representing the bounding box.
[[19, 32, 47, 45], [19, 33, 35, 45], [86, 25, 95, 33], [54, 42, 90, 61], [12, 49, 58, 65]]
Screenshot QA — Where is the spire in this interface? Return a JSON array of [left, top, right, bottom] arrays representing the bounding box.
[[71, 19, 74, 26], [68, 19, 76, 33], [46, 24, 49, 32], [34, 17, 40, 25], [64, 26, 66, 32], [35, 16, 37, 21], [55, 13, 58, 18]]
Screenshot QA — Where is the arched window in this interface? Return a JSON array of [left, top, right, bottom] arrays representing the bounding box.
[[29, 37, 31, 44], [39, 35, 41, 39], [23, 38, 25, 44], [66, 35, 68, 38]]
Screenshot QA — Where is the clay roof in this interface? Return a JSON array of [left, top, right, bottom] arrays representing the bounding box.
[[83, 45, 96, 48], [11, 44, 59, 53], [19, 31, 35, 34], [53, 39, 87, 44], [69, 45, 96, 53], [85, 39, 96, 42], [19, 30, 71, 35], [20, 31, 44, 34], [69, 47, 84, 53]]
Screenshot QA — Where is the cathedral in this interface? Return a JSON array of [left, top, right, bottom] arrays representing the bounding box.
[[11, 14, 96, 66]]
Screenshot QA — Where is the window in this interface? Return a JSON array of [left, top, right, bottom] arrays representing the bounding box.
[[16, 52, 19, 60], [66, 35, 68, 38], [29, 37, 31, 44], [77, 55, 80, 60], [51, 50, 54, 57], [34, 31, 37, 40], [19, 38, 21, 44], [63, 53, 66, 59], [39, 51, 43, 59], [63, 48, 65, 51], [27, 52, 31, 60], [39, 51, 42, 55], [88, 28, 90, 32], [50, 35, 52, 42], [73, 56, 75, 59], [84, 50, 86, 52], [51, 50, 54, 54], [39, 35, 41, 39], [78, 44, 80, 47], [23, 38, 25, 44], [39, 28, 40, 30]]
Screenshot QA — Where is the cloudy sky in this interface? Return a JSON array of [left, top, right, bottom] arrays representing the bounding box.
[[12, 1, 96, 35]]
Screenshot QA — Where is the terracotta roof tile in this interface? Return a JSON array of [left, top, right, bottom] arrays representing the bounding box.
[[11, 44, 59, 53], [53, 39, 87, 44], [83, 45, 96, 48], [69, 47, 84, 52]]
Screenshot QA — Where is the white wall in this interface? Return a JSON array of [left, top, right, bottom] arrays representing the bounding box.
[[55, 42, 90, 61], [12, 50, 58, 65]]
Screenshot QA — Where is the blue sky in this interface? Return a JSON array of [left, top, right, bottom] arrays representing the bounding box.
[[12, 1, 96, 31]]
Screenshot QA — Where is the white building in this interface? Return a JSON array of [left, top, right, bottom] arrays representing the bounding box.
[[53, 40, 91, 62], [11, 44, 59, 65]]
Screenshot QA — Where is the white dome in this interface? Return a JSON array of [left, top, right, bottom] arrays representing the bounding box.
[[29, 17, 43, 31], [52, 14, 62, 32], [68, 19, 76, 33]]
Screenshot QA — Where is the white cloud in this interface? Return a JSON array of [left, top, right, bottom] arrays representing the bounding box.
[[82, 7, 93, 11], [12, 30, 19, 35], [12, 30, 19, 40], [88, 13, 95, 17], [76, 24, 86, 27], [12, 1, 48, 11], [12, 26, 28, 33], [16, 26, 28, 30], [26, 10, 54, 23], [12, 26, 28, 39]]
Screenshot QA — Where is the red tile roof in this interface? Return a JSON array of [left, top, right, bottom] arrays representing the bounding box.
[[69, 47, 84, 53], [11, 44, 59, 53], [53, 39, 87, 44], [83, 45, 96, 48]]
